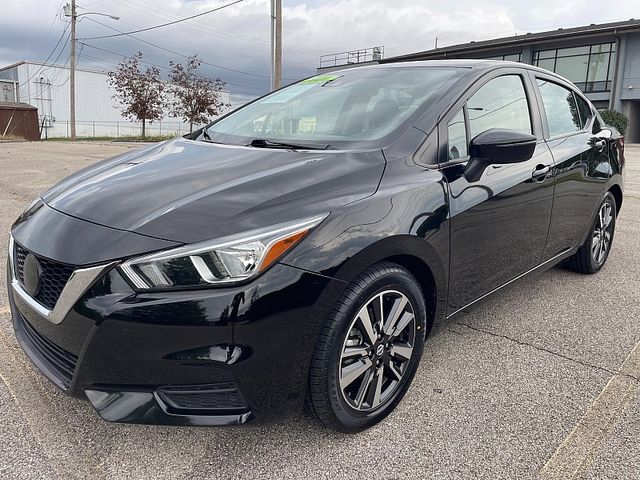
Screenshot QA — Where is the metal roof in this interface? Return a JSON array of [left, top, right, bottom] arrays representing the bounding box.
[[0, 60, 108, 76], [382, 18, 640, 63], [0, 102, 37, 110]]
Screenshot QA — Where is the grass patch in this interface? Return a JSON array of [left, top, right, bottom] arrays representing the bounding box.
[[43, 135, 178, 143], [0, 134, 27, 142]]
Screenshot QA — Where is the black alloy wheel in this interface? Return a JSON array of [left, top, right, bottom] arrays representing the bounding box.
[[565, 192, 617, 274], [305, 262, 427, 432], [338, 289, 417, 411]]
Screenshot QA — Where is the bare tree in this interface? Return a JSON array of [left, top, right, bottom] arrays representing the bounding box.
[[168, 55, 228, 133], [108, 52, 164, 138]]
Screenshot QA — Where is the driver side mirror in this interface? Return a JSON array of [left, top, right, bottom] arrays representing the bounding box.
[[464, 128, 537, 183], [469, 128, 536, 164]]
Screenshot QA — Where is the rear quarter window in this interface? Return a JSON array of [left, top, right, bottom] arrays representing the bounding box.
[[574, 94, 593, 129]]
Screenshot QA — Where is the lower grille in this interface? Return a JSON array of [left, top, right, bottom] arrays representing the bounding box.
[[16, 314, 78, 388], [156, 383, 247, 413], [14, 243, 75, 310]]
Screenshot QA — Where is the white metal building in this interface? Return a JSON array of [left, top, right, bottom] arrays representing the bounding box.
[[0, 61, 231, 138]]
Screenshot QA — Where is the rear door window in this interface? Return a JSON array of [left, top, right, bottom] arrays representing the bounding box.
[[536, 79, 583, 137]]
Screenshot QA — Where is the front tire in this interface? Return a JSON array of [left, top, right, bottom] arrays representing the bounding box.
[[565, 192, 617, 274], [305, 262, 427, 433]]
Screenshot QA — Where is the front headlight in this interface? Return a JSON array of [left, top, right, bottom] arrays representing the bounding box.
[[119, 214, 327, 290]]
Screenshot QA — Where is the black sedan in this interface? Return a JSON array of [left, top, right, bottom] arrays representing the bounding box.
[[7, 60, 624, 432]]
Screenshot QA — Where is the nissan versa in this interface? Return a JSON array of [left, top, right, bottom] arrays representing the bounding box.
[[7, 60, 624, 432]]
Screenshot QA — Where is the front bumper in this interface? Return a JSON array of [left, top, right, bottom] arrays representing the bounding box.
[[8, 209, 344, 426]]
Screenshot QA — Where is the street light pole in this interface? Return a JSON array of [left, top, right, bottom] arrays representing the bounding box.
[[64, 4, 118, 141], [270, 0, 282, 91], [70, 0, 77, 140]]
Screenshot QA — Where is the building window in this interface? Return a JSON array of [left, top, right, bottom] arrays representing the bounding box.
[[533, 43, 615, 93], [484, 53, 522, 62]]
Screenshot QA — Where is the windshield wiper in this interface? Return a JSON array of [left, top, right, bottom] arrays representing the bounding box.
[[248, 139, 329, 150]]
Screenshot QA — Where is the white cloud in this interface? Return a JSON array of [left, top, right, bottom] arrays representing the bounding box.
[[1, 0, 638, 101]]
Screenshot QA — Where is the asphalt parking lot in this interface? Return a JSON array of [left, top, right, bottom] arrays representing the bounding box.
[[0, 140, 639, 480]]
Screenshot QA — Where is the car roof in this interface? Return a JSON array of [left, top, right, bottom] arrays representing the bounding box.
[[328, 59, 580, 94], [335, 58, 565, 74]]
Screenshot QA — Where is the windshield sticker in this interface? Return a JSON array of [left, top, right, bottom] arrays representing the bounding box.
[[262, 75, 341, 103], [300, 74, 338, 85]]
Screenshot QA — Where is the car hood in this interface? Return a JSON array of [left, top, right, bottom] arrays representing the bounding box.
[[42, 138, 386, 244]]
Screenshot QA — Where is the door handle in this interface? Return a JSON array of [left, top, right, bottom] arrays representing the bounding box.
[[594, 139, 606, 152], [532, 165, 551, 180]]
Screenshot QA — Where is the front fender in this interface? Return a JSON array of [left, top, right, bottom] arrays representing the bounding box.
[[281, 166, 450, 325]]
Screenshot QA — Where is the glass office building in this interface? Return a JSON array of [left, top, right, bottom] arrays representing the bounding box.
[[533, 43, 615, 93]]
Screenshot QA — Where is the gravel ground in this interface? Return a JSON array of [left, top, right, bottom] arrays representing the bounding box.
[[0, 140, 639, 480]]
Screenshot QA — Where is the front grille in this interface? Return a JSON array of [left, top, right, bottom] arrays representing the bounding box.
[[157, 383, 247, 413], [16, 314, 78, 388], [14, 244, 75, 309], [15, 244, 26, 280]]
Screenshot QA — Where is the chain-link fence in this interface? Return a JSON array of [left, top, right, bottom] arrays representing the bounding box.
[[41, 120, 200, 139]]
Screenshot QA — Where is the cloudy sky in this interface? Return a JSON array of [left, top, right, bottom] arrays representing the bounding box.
[[1, 0, 638, 104]]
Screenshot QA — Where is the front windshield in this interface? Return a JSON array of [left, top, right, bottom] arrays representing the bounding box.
[[206, 66, 466, 146]]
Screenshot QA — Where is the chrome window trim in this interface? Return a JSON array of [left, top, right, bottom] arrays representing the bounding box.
[[8, 235, 116, 325]]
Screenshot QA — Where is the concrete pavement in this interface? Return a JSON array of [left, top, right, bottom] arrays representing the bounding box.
[[0, 140, 638, 479]]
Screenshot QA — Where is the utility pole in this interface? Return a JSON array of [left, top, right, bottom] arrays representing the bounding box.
[[64, 2, 118, 139], [270, 0, 282, 91], [69, 0, 77, 140]]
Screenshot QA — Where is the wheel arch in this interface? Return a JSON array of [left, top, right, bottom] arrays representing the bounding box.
[[329, 235, 448, 328], [608, 183, 623, 216], [384, 254, 438, 329]]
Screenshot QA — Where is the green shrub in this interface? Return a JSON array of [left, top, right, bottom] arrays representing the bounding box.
[[600, 110, 629, 134]]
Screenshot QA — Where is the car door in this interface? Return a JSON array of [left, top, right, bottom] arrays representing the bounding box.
[[440, 70, 556, 314], [531, 73, 612, 260]]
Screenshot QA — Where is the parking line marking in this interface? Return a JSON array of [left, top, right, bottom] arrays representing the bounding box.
[[539, 339, 640, 479]]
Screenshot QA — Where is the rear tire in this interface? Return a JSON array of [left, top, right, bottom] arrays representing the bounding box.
[[564, 192, 616, 274], [305, 262, 427, 433]]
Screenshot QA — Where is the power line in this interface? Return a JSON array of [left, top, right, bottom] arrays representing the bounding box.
[[52, 53, 73, 87], [82, 17, 305, 84], [107, 0, 324, 56], [80, 1, 311, 80], [19, 24, 71, 87], [79, 42, 168, 70], [78, 42, 240, 89], [78, 0, 245, 40], [5, 18, 68, 137], [32, 2, 65, 60], [81, 17, 273, 91], [78, 40, 266, 93], [77, 50, 114, 69], [78, 0, 109, 7], [37, 38, 71, 86]]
